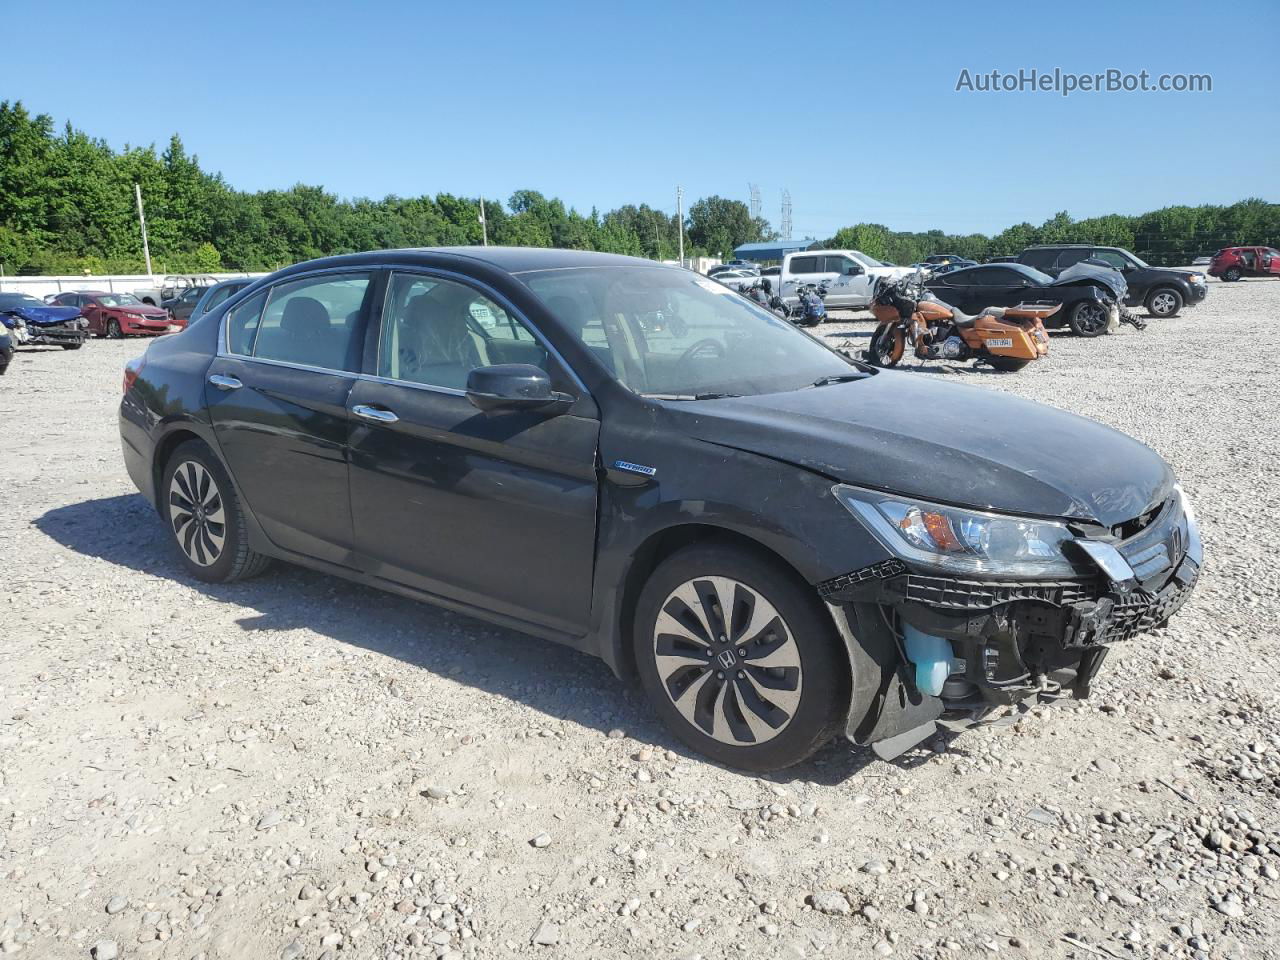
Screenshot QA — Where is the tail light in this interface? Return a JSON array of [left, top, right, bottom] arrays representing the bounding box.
[[123, 354, 145, 394]]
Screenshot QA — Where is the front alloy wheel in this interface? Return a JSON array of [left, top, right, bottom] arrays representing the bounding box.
[[1069, 300, 1108, 337], [634, 543, 847, 771], [1146, 288, 1182, 317], [653, 577, 802, 746]]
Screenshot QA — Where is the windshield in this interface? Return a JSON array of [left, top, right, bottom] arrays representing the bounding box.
[[520, 266, 856, 398], [97, 294, 141, 307], [0, 294, 43, 309], [850, 251, 885, 268]]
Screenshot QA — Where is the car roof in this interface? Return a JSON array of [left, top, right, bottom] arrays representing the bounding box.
[[277, 247, 664, 277]]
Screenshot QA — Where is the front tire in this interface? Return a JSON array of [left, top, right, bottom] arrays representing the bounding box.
[[161, 440, 271, 583], [1145, 287, 1182, 318], [866, 326, 904, 366], [60, 342, 82, 350], [634, 542, 848, 771], [107, 319, 122, 339], [1068, 300, 1108, 337]]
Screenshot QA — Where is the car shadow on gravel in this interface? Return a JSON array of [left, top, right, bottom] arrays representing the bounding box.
[[37, 493, 949, 784]]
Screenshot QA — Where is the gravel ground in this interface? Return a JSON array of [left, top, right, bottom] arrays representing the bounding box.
[[2, 277, 1278, 960]]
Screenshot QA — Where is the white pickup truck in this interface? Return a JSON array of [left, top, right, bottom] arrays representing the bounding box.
[[776, 249, 911, 308]]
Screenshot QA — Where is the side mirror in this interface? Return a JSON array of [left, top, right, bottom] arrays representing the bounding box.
[[845, 265, 864, 276], [466, 363, 573, 414]]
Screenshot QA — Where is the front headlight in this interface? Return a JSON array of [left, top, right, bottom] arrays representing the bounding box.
[[833, 484, 1079, 577], [1189, 274, 1204, 284]]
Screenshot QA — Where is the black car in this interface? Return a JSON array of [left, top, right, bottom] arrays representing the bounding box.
[[1017, 245, 1207, 318], [119, 248, 1201, 770], [926, 262, 1124, 336], [0, 328, 12, 374]]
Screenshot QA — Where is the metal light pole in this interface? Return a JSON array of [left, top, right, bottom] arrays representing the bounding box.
[[135, 183, 153, 275], [478, 198, 488, 246], [676, 185, 685, 267]]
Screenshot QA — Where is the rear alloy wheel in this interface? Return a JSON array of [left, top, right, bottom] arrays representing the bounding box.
[[1145, 287, 1182, 318], [635, 543, 847, 771], [107, 318, 122, 339], [1223, 266, 1241, 282], [1068, 300, 1108, 337], [161, 440, 271, 582]]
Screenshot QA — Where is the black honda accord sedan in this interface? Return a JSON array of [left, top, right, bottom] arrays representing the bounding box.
[[119, 248, 1201, 769]]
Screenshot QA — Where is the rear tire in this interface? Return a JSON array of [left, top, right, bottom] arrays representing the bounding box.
[[633, 542, 849, 771], [1068, 300, 1108, 337], [60, 343, 82, 350], [1223, 267, 1241, 282], [161, 440, 272, 583], [1145, 287, 1182, 318], [987, 356, 1031, 372]]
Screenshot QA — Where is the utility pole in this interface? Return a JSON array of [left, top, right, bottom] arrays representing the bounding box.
[[135, 183, 153, 275], [478, 199, 488, 246], [781, 189, 793, 241], [676, 185, 685, 267]]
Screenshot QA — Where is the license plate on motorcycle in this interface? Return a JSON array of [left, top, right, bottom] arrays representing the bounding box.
[[986, 337, 1013, 348]]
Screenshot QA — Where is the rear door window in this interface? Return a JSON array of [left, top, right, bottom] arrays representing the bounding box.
[[251, 273, 371, 371], [788, 256, 819, 274]]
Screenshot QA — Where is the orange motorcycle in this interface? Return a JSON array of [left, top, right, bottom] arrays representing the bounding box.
[[866, 272, 1055, 372]]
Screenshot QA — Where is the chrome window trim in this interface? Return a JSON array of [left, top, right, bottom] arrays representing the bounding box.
[[376, 266, 589, 396]]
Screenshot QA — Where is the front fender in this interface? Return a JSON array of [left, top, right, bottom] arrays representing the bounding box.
[[588, 426, 895, 675]]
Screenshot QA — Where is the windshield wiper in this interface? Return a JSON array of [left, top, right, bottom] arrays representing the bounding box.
[[807, 374, 870, 388], [645, 392, 740, 401]]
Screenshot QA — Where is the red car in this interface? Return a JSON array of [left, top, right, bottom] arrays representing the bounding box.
[[49, 291, 182, 337], [1208, 246, 1280, 282]]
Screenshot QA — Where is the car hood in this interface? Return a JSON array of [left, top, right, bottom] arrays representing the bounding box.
[[119, 305, 171, 318], [1, 304, 81, 326], [679, 372, 1173, 527], [1053, 262, 1127, 301]]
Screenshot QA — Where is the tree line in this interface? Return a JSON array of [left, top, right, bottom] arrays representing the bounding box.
[[1, 100, 1276, 275]]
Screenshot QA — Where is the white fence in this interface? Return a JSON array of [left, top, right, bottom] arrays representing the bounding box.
[[0, 273, 268, 299]]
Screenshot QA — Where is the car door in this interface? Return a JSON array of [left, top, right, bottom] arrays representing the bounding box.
[[1263, 248, 1280, 276], [823, 255, 870, 307], [346, 269, 600, 635], [929, 267, 983, 313], [783, 255, 822, 300], [976, 266, 1035, 308], [204, 269, 376, 566]]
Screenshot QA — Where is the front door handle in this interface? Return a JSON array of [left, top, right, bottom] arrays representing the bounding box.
[[208, 374, 242, 391], [352, 404, 399, 424]]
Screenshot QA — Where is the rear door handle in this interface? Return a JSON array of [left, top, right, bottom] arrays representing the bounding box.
[[208, 374, 242, 391], [352, 404, 399, 424]]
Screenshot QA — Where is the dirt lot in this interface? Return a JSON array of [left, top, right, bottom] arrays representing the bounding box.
[[2, 278, 1278, 960]]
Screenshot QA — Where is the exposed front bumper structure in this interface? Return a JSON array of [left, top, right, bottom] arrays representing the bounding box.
[[823, 494, 1200, 758], [26, 319, 89, 346]]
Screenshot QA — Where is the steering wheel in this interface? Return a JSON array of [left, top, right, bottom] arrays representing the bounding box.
[[674, 337, 725, 373]]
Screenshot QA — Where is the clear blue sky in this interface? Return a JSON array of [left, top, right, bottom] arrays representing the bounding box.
[[6, 0, 1274, 238]]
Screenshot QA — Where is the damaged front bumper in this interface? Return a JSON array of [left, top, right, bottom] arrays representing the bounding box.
[[26, 319, 89, 346], [821, 493, 1201, 759]]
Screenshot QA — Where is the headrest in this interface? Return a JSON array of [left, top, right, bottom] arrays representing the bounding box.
[[280, 296, 329, 336]]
